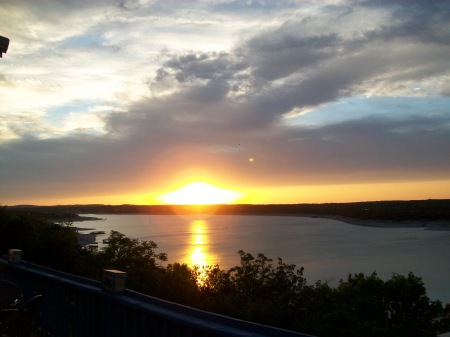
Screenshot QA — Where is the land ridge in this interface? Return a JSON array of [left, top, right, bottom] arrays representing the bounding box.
[[8, 199, 450, 222]]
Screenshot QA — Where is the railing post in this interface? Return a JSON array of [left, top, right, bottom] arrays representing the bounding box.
[[8, 249, 23, 263], [0, 259, 314, 336], [102, 269, 127, 294]]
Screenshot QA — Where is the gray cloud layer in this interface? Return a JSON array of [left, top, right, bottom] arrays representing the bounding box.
[[1, 0, 450, 203]]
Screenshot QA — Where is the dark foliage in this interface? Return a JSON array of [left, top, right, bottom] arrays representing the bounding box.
[[0, 207, 80, 273], [96, 230, 167, 294], [9, 199, 450, 221], [1, 207, 449, 336]]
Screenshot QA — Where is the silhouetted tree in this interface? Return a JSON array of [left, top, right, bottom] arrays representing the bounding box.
[[96, 230, 167, 294], [157, 262, 200, 306], [0, 207, 80, 272], [2, 207, 449, 336]]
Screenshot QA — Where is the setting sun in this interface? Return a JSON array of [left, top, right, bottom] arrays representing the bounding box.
[[158, 181, 243, 205]]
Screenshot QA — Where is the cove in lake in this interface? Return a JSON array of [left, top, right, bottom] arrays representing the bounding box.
[[76, 214, 450, 304]]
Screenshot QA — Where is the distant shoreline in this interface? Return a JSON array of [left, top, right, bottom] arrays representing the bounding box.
[[56, 215, 104, 222], [9, 200, 450, 223], [8, 201, 450, 242], [72, 211, 450, 231], [70, 210, 450, 231], [307, 214, 450, 231], [73, 213, 450, 247]]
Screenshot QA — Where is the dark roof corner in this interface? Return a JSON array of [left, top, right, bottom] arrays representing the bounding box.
[[0, 35, 10, 58]]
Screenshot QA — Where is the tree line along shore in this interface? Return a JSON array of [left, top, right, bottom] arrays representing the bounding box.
[[8, 199, 450, 222]]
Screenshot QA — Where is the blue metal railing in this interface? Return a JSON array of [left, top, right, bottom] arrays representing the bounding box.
[[0, 256, 314, 337]]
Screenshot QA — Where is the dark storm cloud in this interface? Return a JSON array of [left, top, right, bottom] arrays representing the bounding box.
[[51, 4, 450, 129], [242, 31, 341, 81], [161, 52, 244, 82], [277, 115, 450, 182], [365, 4, 450, 45], [153, 52, 247, 103], [136, 1, 450, 126]]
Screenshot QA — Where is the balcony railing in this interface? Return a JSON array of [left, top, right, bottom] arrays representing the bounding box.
[[0, 255, 314, 337]]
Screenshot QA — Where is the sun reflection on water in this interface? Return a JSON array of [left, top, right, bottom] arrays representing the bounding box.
[[186, 220, 215, 284], [187, 220, 213, 267]]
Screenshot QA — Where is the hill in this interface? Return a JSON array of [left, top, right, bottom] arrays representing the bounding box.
[[8, 199, 450, 222]]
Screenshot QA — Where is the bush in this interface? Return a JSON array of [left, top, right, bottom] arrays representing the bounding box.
[[2, 208, 448, 336], [0, 207, 81, 273], [95, 230, 167, 295]]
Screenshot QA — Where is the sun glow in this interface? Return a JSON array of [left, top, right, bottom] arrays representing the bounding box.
[[158, 181, 243, 205]]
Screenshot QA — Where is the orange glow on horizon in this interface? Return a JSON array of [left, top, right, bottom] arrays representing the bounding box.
[[157, 181, 243, 205], [5, 179, 449, 206]]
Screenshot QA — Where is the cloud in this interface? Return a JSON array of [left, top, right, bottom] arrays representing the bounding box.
[[1, 0, 450, 203], [243, 30, 341, 81]]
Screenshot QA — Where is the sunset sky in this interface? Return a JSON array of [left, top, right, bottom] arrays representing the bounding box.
[[1, 0, 449, 206]]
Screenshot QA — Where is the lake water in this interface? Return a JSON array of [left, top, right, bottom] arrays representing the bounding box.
[[76, 214, 450, 303]]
